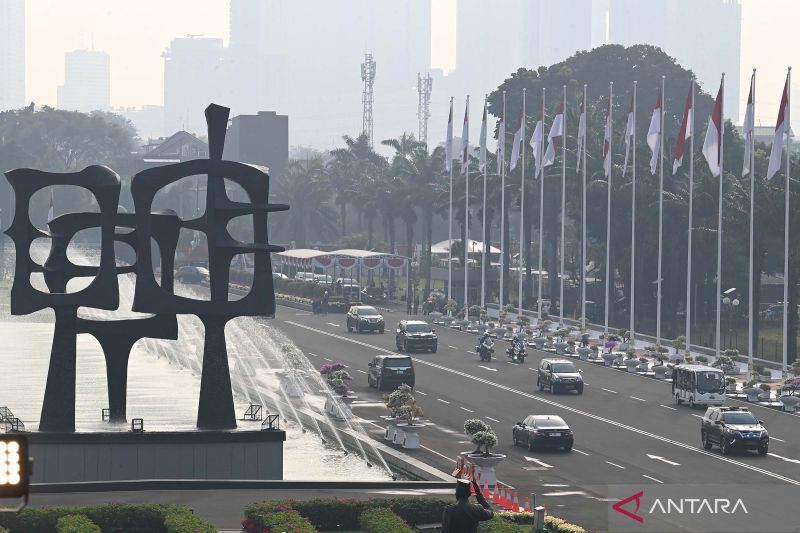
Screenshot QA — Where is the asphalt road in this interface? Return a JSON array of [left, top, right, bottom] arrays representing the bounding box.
[[270, 306, 800, 532]]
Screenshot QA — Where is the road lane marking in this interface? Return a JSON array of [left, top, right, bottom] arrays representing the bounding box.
[[771, 437, 785, 442], [572, 448, 590, 456], [647, 454, 680, 466], [355, 369, 367, 374], [690, 414, 703, 419], [602, 388, 617, 394], [528, 368, 536, 371], [605, 461, 625, 469], [323, 357, 332, 362], [479, 365, 497, 372], [416, 390, 428, 396], [659, 404, 677, 411], [449, 345, 458, 349], [437, 398, 450, 404], [283, 321, 800, 487], [543, 484, 570, 487], [485, 416, 500, 423], [327, 322, 339, 327], [460, 406, 474, 413], [308, 353, 319, 357], [642, 475, 664, 484], [630, 396, 647, 402], [525, 456, 553, 468], [769, 453, 800, 465]]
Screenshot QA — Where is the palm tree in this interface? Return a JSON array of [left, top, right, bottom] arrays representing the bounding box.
[[329, 133, 386, 236]]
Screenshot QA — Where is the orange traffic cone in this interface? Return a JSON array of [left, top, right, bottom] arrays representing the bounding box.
[[492, 486, 501, 505], [512, 492, 520, 512], [501, 486, 511, 509], [481, 478, 490, 499], [523, 496, 531, 513]]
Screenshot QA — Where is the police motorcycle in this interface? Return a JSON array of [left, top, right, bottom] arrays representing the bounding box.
[[506, 333, 527, 363], [476, 332, 495, 362]]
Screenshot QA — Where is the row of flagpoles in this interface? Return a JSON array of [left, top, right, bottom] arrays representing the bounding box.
[[444, 67, 793, 371]]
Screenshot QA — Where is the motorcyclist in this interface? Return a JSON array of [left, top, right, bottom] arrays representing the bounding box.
[[507, 333, 526, 362], [477, 331, 493, 361]]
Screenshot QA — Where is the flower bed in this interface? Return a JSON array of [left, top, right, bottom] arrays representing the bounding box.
[[479, 511, 586, 533], [359, 508, 414, 533], [56, 515, 101, 533], [0, 504, 215, 533]]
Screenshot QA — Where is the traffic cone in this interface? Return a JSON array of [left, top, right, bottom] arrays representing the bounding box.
[[523, 496, 531, 513], [492, 485, 501, 505], [500, 486, 511, 509], [481, 478, 490, 499], [512, 492, 520, 513]]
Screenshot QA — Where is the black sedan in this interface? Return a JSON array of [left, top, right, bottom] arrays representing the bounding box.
[[512, 415, 573, 452], [175, 266, 209, 284]]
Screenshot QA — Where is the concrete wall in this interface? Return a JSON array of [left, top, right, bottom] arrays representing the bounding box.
[[29, 430, 285, 483]]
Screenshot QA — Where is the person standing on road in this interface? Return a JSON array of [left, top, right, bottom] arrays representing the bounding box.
[[441, 478, 493, 533], [414, 294, 420, 315]]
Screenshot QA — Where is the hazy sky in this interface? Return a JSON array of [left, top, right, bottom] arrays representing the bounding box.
[[26, 0, 798, 125]]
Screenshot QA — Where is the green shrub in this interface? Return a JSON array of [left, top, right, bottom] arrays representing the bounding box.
[[489, 512, 586, 533], [164, 512, 216, 533], [56, 514, 101, 533], [478, 516, 527, 532], [255, 510, 317, 533], [0, 527, 8, 533], [359, 508, 414, 533]]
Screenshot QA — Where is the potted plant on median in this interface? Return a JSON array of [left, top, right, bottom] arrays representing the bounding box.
[[624, 350, 640, 372], [725, 377, 738, 393], [742, 379, 762, 402], [383, 384, 414, 441], [395, 402, 426, 448], [652, 356, 668, 379], [779, 378, 800, 412], [462, 419, 505, 488]]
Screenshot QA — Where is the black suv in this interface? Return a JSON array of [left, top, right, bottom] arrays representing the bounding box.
[[346, 305, 385, 333], [537, 358, 584, 394], [367, 355, 415, 391], [701, 406, 769, 456], [396, 320, 437, 353], [175, 266, 209, 284], [512, 415, 573, 451]]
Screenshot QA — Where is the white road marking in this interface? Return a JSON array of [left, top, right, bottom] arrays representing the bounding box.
[[659, 404, 677, 411], [449, 345, 458, 349], [771, 437, 785, 443], [479, 365, 498, 372], [543, 484, 570, 487], [630, 396, 647, 402], [642, 475, 664, 484], [690, 414, 703, 419], [572, 448, 590, 456], [646, 454, 680, 466], [323, 357, 332, 362], [295, 312, 312, 316], [437, 398, 450, 404], [355, 369, 367, 374], [460, 406, 474, 413], [528, 368, 537, 371], [416, 390, 428, 396], [283, 321, 800, 487], [542, 491, 586, 497], [768, 453, 800, 465], [605, 460, 626, 469], [327, 322, 339, 327], [308, 353, 319, 357], [602, 388, 617, 394], [485, 416, 500, 423], [525, 456, 553, 468]]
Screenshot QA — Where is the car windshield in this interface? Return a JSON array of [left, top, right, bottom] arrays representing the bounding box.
[[722, 412, 759, 425], [357, 307, 378, 315], [383, 358, 411, 368], [406, 323, 431, 333], [550, 363, 577, 373], [534, 417, 567, 428], [696, 370, 725, 393]]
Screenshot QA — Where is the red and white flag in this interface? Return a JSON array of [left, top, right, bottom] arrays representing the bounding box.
[[529, 107, 543, 175], [496, 112, 505, 174], [47, 188, 55, 223], [742, 72, 755, 177], [576, 94, 586, 172], [509, 99, 525, 171], [460, 100, 470, 174], [767, 72, 791, 180], [622, 92, 635, 176], [672, 82, 694, 175], [647, 85, 662, 175], [445, 100, 454, 172], [702, 77, 724, 177], [543, 97, 564, 167], [479, 101, 487, 172], [603, 87, 613, 177]]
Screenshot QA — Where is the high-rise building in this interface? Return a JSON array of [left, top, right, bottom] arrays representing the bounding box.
[[163, 37, 226, 135], [609, 0, 742, 122], [223, 111, 289, 183], [0, 0, 25, 111], [57, 50, 111, 113], [227, 0, 268, 116]]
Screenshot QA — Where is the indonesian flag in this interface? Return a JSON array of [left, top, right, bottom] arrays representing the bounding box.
[[603, 89, 612, 177], [47, 188, 55, 223], [647, 85, 662, 175], [460, 101, 469, 174], [529, 108, 544, 175], [622, 93, 635, 176], [767, 72, 790, 180], [576, 95, 586, 172], [702, 78, 724, 177], [479, 102, 487, 172], [672, 82, 693, 175], [445, 100, 453, 172], [509, 100, 525, 171], [496, 113, 505, 174], [543, 97, 564, 167], [742, 72, 755, 178]]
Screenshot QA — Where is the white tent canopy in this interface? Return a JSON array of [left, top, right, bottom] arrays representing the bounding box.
[[430, 239, 501, 255]]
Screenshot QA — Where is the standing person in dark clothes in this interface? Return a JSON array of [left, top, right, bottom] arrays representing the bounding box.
[[441, 478, 493, 533], [414, 294, 420, 315]]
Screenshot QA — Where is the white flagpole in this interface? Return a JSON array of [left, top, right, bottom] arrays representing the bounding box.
[[537, 88, 546, 322], [518, 88, 526, 316], [782, 67, 792, 373], [656, 76, 665, 348], [465, 95, 470, 313], [448, 96, 454, 304], [560, 84, 567, 326], [748, 69, 756, 374], [500, 91, 507, 312], [686, 80, 695, 355], [715, 74, 726, 359], [581, 84, 588, 331], [481, 94, 488, 309], [630, 82, 637, 338], [604, 82, 613, 335]]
